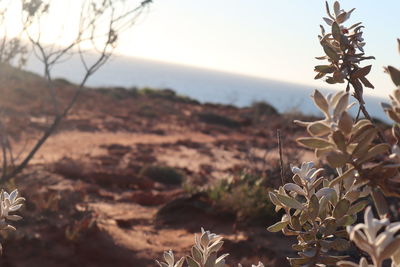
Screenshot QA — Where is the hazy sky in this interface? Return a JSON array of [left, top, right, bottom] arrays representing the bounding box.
[[3, 0, 400, 98], [116, 0, 400, 98]]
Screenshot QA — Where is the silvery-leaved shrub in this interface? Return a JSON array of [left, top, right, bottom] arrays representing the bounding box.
[[155, 228, 263, 267], [266, 1, 400, 266], [0, 189, 24, 253]]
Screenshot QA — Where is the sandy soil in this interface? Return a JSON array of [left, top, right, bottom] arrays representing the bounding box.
[[0, 64, 315, 266]]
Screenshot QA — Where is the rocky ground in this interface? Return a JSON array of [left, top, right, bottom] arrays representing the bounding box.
[[0, 64, 319, 266]]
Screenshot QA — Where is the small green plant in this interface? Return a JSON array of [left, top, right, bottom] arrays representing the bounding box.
[[205, 171, 276, 222], [65, 214, 97, 243]]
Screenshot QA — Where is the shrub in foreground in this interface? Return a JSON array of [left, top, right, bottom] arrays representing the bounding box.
[[267, 2, 400, 266]]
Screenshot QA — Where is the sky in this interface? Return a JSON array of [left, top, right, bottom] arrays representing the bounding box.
[[116, 0, 400, 98], [2, 0, 400, 98]]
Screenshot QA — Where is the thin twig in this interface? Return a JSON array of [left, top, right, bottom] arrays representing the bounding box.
[[357, 97, 387, 143], [277, 129, 285, 185], [348, 78, 387, 144], [355, 106, 361, 122]]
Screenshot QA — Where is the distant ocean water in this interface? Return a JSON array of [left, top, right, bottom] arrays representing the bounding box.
[[25, 55, 389, 121]]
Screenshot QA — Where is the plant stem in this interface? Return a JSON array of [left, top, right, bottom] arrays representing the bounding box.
[[277, 129, 285, 185]]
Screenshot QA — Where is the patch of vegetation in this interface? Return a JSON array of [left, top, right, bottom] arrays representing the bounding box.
[[96, 87, 139, 100], [96, 86, 199, 103], [247, 101, 279, 125], [139, 87, 174, 97], [138, 87, 200, 104], [197, 112, 241, 128], [192, 170, 278, 223], [251, 101, 278, 116], [139, 164, 184, 185]]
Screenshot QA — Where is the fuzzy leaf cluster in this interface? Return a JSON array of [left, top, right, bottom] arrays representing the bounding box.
[[0, 189, 24, 253], [337, 207, 400, 267], [315, 1, 375, 104], [156, 228, 263, 267], [268, 160, 368, 266], [296, 89, 400, 199]]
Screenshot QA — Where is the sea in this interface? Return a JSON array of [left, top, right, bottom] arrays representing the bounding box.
[[24, 54, 389, 122]]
